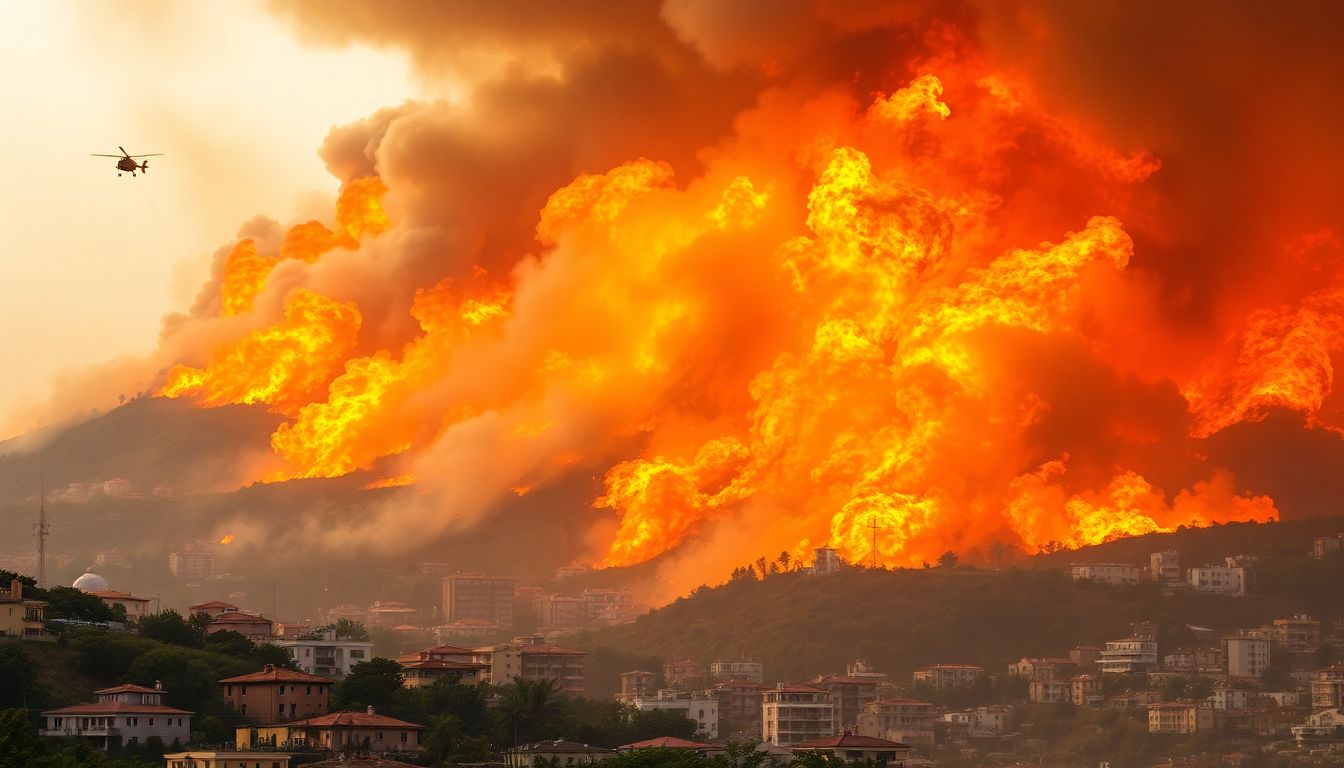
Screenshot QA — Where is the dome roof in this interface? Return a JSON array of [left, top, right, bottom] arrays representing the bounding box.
[[73, 572, 110, 592]]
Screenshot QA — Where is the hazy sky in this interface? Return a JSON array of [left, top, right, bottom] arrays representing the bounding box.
[[0, 0, 415, 433]]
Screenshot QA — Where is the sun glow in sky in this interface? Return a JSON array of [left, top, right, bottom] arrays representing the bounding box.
[[0, 0, 416, 432]]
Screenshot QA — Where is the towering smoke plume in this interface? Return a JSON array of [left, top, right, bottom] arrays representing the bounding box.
[[35, 1, 1344, 595]]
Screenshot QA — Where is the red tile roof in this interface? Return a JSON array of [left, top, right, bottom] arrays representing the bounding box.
[[420, 644, 474, 655], [218, 668, 334, 685], [190, 601, 238, 610], [791, 734, 911, 750], [284, 711, 423, 729], [94, 684, 162, 695], [210, 611, 272, 624], [620, 736, 715, 750], [43, 702, 193, 715], [399, 659, 488, 671]]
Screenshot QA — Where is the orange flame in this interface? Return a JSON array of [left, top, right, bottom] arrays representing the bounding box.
[[361, 474, 414, 490], [218, 534, 235, 545]]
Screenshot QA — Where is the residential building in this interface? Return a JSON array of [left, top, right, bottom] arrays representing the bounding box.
[[618, 737, 723, 754], [630, 689, 719, 739], [93, 550, 128, 568], [618, 670, 657, 702], [0, 579, 47, 639], [762, 685, 834, 746], [1107, 690, 1162, 709], [1009, 657, 1073, 682], [41, 683, 191, 750], [89, 590, 152, 620], [1149, 550, 1180, 581], [504, 740, 614, 768], [165, 752, 290, 768], [1271, 615, 1321, 655], [207, 611, 274, 639], [1069, 645, 1100, 668], [582, 588, 637, 626], [789, 734, 911, 767], [1291, 708, 1344, 746], [399, 658, 489, 688], [663, 660, 708, 692], [1188, 564, 1247, 596], [237, 707, 422, 754], [366, 600, 418, 629], [857, 699, 935, 747], [168, 551, 214, 579], [1071, 675, 1103, 707], [1312, 535, 1342, 559], [710, 659, 764, 684], [271, 630, 374, 678], [1148, 701, 1214, 733], [1209, 685, 1249, 710], [475, 642, 586, 694], [814, 675, 880, 732], [555, 565, 590, 580], [1310, 664, 1344, 709], [1224, 632, 1271, 678], [1253, 691, 1302, 707], [539, 595, 586, 631], [442, 574, 515, 628], [1069, 563, 1142, 585], [711, 679, 767, 735], [912, 664, 983, 689], [1029, 681, 1069, 704], [1098, 637, 1158, 674], [319, 603, 366, 625], [188, 601, 238, 618], [218, 665, 333, 724], [1163, 646, 1221, 672], [813, 546, 840, 574]]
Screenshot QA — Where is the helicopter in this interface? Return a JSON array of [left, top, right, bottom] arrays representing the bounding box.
[[91, 146, 163, 177]]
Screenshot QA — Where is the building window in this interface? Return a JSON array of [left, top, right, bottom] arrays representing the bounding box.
[[279, 685, 286, 695]]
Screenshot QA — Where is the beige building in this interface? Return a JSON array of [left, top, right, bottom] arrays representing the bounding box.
[[237, 708, 422, 755], [1149, 550, 1181, 581], [789, 734, 911, 766], [90, 590, 152, 620], [857, 698, 935, 747], [1224, 632, 1271, 678], [475, 642, 586, 694], [1098, 637, 1158, 674], [395, 644, 489, 688], [443, 574, 515, 628], [366, 600, 418, 629], [1069, 563, 1142, 585], [0, 579, 46, 639], [711, 659, 764, 684], [581, 588, 637, 626], [631, 689, 719, 739], [1188, 565, 1247, 596], [207, 611, 274, 639], [1148, 701, 1214, 733], [188, 601, 238, 618], [42, 683, 191, 750], [1029, 680, 1069, 704], [913, 664, 983, 689], [504, 740, 614, 768], [1310, 664, 1344, 709], [1271, 615, 1321, 655], [1312, 535, 1342, 559], [1070, 675, 1103, 707], [618, 670, 657, 702], [663, 659, 708, 692], [814, 674, 880, 733], [218, 665, 333, 724], [168, 551, 214, 579], [165, 752, 290, 768], [762, 685, 833, 746]]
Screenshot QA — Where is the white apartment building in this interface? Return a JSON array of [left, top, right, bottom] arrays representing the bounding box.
[[1069, 563, 1142, 585], [269, 631, 373, 678], [631, 690, 719, 739], [762, 685, 834, 746], [1098, 638, 1158, 674], [1224, 632, 1270, 678], [1149, 550, 1180, 581], [42, 683, 191, 750], [710, 659, 765, 684], [1188, 565, 1247, 596]]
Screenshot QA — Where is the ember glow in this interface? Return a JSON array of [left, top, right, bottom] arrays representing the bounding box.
[[136, 2, 1344, 582]]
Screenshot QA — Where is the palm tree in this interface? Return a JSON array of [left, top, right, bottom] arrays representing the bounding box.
[[498, 677, 562, 745]]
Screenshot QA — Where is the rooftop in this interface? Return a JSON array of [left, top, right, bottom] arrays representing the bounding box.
[[284, 710, 423, 730], [792, 734, 911, 750], [218, 665, 335, 685], [511, 740, 615, 755], [620, 736, 716, 750], [95, 684, 162, 695], [210, 611, 272, 624], [44, 702, 193, 716]]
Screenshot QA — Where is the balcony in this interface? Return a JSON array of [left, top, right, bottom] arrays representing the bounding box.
[[41, 726, 120, 738]]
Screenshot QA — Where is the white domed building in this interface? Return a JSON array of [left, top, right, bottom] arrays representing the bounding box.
[[73, 572, 152, 620]]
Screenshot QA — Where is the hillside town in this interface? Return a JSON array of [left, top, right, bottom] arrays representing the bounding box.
[[5, 530, 1344, 768]]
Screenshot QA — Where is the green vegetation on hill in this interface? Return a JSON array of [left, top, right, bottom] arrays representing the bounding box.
[[577, 519, 1344, 695]]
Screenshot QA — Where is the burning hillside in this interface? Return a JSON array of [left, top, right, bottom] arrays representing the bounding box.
[[48, 2, 1344, 586]]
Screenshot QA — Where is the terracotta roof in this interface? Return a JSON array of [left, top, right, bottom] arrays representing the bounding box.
[[190, 601, 238, 610], [89, 590, 150, 602], [520, 644, 586, 656], [791, 734, 911, 750], [95, 684, 162, 695], [400, 659, 488, 671], [816, 675, 881, 685], [421, 644, 474, 655], [284, 711, 424, 729], [210, 611, 272, 624], [44, 702, 193, 715], [218, 667, 334, 684], [620, 736, 715, 750], [512, 740, 615, 754], [770, 685, 825, 693]]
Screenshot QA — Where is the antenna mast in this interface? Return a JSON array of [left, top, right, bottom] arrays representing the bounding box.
[[35, 481, 49, 587], [868, 518, 880, 569]]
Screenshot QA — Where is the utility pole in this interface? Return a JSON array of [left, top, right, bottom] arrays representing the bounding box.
[[868, 518, 881, 570], [34, 480, 49, 587]]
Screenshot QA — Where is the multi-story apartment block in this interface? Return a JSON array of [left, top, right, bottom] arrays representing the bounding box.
[[167, 551, 214, 579], [443, 574, 516, 628], [712, 679, 767, 736], [538, 596, 586, 631], [619, 670, 657, 702], [0, 579, 46, 639], [1029, 680, 1069, 704], [710, 659, 765, 684], [1310, 664, 1344, 709], [218, 665, 334, 723], [857, 699, 935, 747], [663, 660, 708, 692], [762, 685, 833, 746], [913, 664, 983, 689], [814, 674, 880, 732], [270, 630, 374, 678], [1069, 563, 1142, 585], [581, 588, 637, 626], [475, 643, 586, 694], [1148, 701, 1214, 734], [1312, 535, 1342, 559], [1224, 631, 1271, 678], [1271, 615, 1321, 655], [1071, 675, 1103, 707], [1149, 550, 1180, 581], [1188, 565, 1247, 596], [631, 690, 719, 739], [1098, 637, 1158, 674], [41, 683, 191, 750]]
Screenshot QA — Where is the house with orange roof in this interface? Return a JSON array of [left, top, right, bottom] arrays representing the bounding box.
[[236, 706, 423, 755], [207, 610, 274, 639], [219, 664, 334, 723], [617, 736, 723, 754], [789, 733, 912, 766], [88, 590, 152, 620], [189, 600, 239, 618], [41, 682, 191, 750]]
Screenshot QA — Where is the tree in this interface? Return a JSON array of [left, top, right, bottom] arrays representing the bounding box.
[[43, 587, 117, 623], [0, 644, 35, 708], [496, 677, 563, 745], [422, 713, 490, 764], [777, 551, 792, 572], [332, 658, 404, 715], [138, 610, 202, 648], [937, 550, 959, 569], [202, 630, 254, 658], [328, 619, 370, 641], [252, 643, 295, 669]]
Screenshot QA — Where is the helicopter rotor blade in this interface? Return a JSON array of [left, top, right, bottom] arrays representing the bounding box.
[[91, 154, 124, 157], [119, 146, 130, 157], [125, 154, 164, 158]]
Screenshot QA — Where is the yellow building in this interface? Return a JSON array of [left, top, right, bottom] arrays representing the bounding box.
[[236, 707, 422, 755], [165, 752, 290, 768], [0, 579, 46, 639]]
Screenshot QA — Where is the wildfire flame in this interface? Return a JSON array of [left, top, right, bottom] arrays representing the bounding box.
[[146, 17, 1334, 579], [218, 534, 235, 545]]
